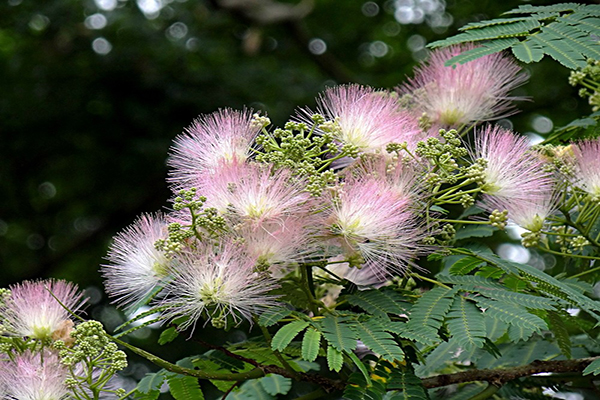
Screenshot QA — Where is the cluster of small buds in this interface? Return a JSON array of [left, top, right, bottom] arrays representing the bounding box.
[[154, 222, 193, 256], [571, 235, 591, 251], [60, 321, 111, 365], [459, 193, 475, 208], [489, 209, 508, 230], [250, 113, 271, 130], [521, 230, 541, 248], [569, 59, 600, 111], [437, 224, 456, 245], [415, 130, 467, 184], [464, 158, 488, 185], [172, 188, 202, 211]]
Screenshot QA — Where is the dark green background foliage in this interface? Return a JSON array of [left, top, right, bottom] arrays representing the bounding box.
[[0, 0, 596, 385]]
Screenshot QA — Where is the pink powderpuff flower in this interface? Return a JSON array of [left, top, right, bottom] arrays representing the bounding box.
[[310, 84, 423, 155], [2, 279, 85, 341], [483, 187, 558, 232], [344, 155, 424, 201], [200, 162, 315, 229], [168, 108, 260, 191], [102, 213, 172, 311], [236, 216, 321, 275], [0, 350, 69, 400], [572, 139, 600, 198], [158, 240, 279, 330], [323, 176, 427, 277], [400, 44, 527, 126], [474, 125, 554, 202]]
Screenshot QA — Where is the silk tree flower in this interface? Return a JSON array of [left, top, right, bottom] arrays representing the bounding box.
[[158, 241, 279, 330], [572, 138, 600, 198], [102, 213, 172, 310], [237, 217, 320, 272], [0, 350, 69, 400], [1, 279, 85, 341], [168, 108, 260, 191], [200, 162, 315, 229], [309, 84, 423, 155], [323, 176, 427, 277], [400, 44, 527, 126], [473, 125, 554, 202]]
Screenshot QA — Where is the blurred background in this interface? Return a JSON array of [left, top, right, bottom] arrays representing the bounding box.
[[0, 0, 595, 393]]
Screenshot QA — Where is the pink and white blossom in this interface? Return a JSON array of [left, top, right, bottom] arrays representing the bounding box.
[[2, 280, 85, 340], [159, 240, 279, 330], [400, 44, 527, 126], [102, 213, 171, 310], [310, 84, 423, 155], [474, 125, 553, 201], [323, 176, 427, 277], [0, 350, 69, 400], [168, 109, 260, 191], [572, 139, 600, 197]]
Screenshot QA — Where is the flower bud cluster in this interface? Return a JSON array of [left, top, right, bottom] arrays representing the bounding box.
[[489, 209, 508, 230]]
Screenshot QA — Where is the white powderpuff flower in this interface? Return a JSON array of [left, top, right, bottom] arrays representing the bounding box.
[[102, 213, 172, 310], [168, 108, 260, 191], [2, 279, 85, 341], [159, 240, 279, 330], [0, 350, 69, 400]]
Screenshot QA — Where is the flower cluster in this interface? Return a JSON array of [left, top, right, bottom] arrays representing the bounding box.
[[0, 280, 127, 399]]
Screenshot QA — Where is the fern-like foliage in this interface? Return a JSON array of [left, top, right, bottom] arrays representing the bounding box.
[[428, 3, 600, 69]]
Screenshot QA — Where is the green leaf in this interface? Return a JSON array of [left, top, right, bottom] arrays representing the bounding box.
[[445, 39, 518, 66], [448, 257, 486, 276], [258, 307, 293, 327], [351, 318, 404, 362], [428, 19, 540, 48], [474, 286, 557, 310], [548, 310, 572, 359], [258, 374, 292, 396], [542, 21, 600, 60], [166, 374, 204, 400], [387, 322, 439, 346], [137, 372, 165, 394], [326, 345, 343, 372], [158, 326, 179, 345], [405, 286, 456, 334], [387, 368, 428, 399], [301, 327, 321, 362], [512, 39, 545, 63], [503, 3, 580, 14], [447, 296, 486, 349], [348, 351, 372, 386], [583, 358, 600, 376], [320, 316, 358, 353], [228, 380, 274, 400], [559, 13, 600, 36], [271, 320, 309, 352], [347, 289, 410, 319], [438, 274, 504, 288], [460, 17, 535, 30], [529, 31, 587, 69], [475, 297, 547, 341]]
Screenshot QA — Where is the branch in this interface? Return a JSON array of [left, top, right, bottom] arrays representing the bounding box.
[[421, 357, 600, 389]]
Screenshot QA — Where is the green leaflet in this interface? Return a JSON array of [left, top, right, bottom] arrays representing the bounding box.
[[445, 39, 519, 66], [387, 368, 429, 400], [258, 306, 293, 327], [530, 32, 587, 69], [583, 358, 600, 376], [405, 286, 456, 335], [301, 327, 321, 362], [347, 289, 410, 319], [158, 326, 179, 345], [327, 345, 343, 372], [446, 296, 486, 349], [512, 39, 545, 63], [319, 315, 358, 353], [460, 16, 535, 30], [386, 321, 439, 347], [258, 374, 292, 396], [547, 310, 572, 359], [351, 318, 405, 362], [474, 297, 547, 341], [271, 320, 309, 352], [136, 372, 165, 394], [446, 256, 487, 276], [166, 374, 204, 400], [429, 19, 539, 48], [227, 380, 274, 400]]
